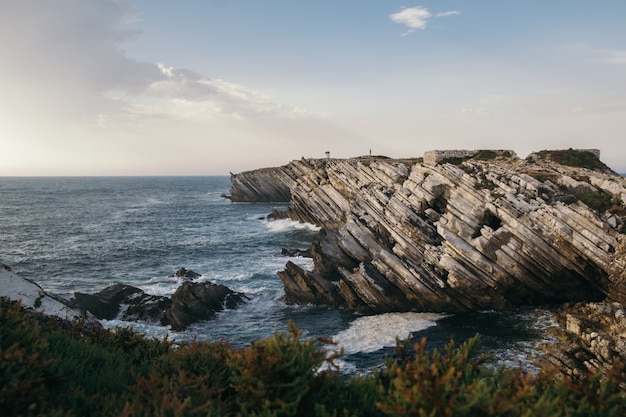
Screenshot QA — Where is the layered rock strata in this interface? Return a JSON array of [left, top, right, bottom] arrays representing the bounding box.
[[539, 302, 626, 380], [230, 150, 626, 314]]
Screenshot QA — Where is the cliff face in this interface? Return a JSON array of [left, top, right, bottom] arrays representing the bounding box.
[[230, 150, 626, 316]]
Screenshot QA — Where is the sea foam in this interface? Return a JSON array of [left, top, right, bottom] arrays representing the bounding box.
[[332, 312, 446, 354]]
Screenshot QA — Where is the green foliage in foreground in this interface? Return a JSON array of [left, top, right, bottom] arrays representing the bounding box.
[[1, 300, 625, 417]]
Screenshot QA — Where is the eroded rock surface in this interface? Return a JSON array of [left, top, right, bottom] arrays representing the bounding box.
[[539, 301, 626, 380], [230, 150, 626, 313]]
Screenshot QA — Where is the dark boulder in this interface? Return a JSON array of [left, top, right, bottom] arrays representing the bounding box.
[[281, 248, 312, 258], [71, 283, 171, 322], [163, 281, 249, 331]]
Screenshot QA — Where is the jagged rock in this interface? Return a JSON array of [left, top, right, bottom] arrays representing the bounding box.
[[71, 283, 171, 322], [281, 248, 312, 257], [227, 168, 292, 202], [277, 261, 340, 307], [230, 150, 626, 314], [539, 301, 626, 380], [0, 262, 98, 324], [169, 267, 202, 280], [163, 281, 248, 331]]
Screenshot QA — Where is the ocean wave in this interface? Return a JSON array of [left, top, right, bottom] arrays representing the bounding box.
[[264, 218, 321, 233]]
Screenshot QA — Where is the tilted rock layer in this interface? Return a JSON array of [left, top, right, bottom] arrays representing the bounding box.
[[229, 150, 626, 314]]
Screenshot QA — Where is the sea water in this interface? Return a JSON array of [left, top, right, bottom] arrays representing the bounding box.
[[0, 176, 553, 372]]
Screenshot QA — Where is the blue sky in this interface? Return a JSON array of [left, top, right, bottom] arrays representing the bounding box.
[[1, 1, 625, 175]]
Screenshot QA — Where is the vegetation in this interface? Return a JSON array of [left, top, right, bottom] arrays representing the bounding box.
[[2, 300, 626, 416], [535, 149, 613, 172]]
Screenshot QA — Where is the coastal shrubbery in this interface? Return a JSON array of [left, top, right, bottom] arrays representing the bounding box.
[[2, 300, 625, 416]]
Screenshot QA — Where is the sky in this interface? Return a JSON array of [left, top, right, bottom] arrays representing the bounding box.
[[1, 1, 625, 176]]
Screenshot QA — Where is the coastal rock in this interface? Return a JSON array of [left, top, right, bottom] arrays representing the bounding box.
[[71, 283, 172, 322], [163, 281, 249, 331], [169, 267, 202, 280], [227, 168, 292, 202], [229, 149, 626, 314], [281, 248, 312, 257], [277, 261, 340, 307], [0, 262, 97, 324], [539, 301, 626, 379]]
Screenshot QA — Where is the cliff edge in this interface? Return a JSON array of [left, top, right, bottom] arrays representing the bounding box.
[[230, 149, 626, 375]]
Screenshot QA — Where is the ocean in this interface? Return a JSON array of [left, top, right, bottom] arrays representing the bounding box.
[[0, 176, 553, 372]]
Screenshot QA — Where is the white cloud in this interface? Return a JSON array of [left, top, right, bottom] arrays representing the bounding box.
[[390, 6, 432, 35], [436, 11, 460, 18], [390, 6, 459, 35], [147, 64, 317, 119], [0, 0, 314, 129]]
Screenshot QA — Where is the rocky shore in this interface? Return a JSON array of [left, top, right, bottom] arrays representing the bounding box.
[[0, 265, 248, 331], [229, 149, 626, 376]]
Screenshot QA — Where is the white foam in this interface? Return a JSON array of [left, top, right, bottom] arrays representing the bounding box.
[[265, 218, 320, 233], [332, 312, 446, 354]]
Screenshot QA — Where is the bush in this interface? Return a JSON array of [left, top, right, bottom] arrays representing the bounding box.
[[536, 149, 612, 172], [2, 300, 626, 416]]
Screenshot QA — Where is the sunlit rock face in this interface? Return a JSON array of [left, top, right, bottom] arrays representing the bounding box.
[[230, 149, 626, 313]]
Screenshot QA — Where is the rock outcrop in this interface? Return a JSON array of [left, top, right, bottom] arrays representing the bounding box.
[[0, 262, 98, 325], [164, 281, 249, 331], [71, 275, 249, 330], [229, 149, 626, 314], [71, 283, 172, 322], [539, 302, 626, 380]]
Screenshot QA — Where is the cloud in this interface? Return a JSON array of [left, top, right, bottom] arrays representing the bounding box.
[[0, 0, 314, 129], [390, 6, 459, 35], [390, 6, 431, 35], [436, 11, 460, 18], [145, 64, 317, 119]]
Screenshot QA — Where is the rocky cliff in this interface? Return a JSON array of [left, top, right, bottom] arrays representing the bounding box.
[[230, 149, 626, 375], [230, 149, 626, 376]]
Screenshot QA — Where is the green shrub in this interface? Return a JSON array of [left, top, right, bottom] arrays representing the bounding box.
[[573, 189, 614, 213], [228, 321, 328, 416], [536, 149, 611, 172], [2, 300, 626, 417], [473, 150, 498, 160], [1, 301, 56, 416]]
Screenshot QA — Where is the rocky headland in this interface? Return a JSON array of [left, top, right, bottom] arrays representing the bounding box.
[[228, 148, 626, 377]]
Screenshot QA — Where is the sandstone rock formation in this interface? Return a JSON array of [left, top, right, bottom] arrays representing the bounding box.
[[229, 149, 626, 314]]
